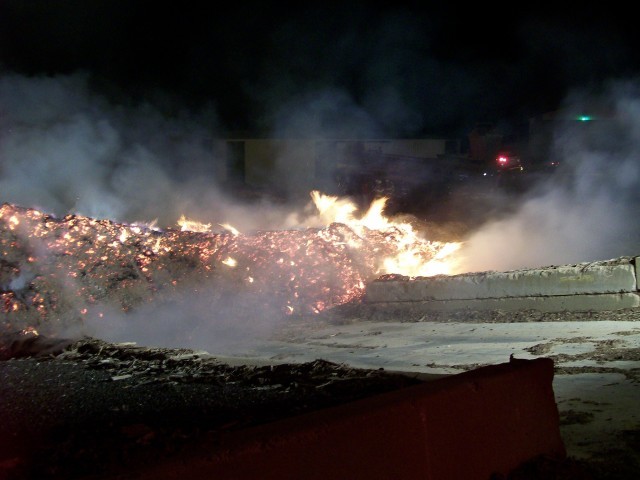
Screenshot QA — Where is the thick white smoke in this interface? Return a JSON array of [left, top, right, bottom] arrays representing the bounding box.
[[81, 288, 287, 355], [0, 72, 210, 224], [0, 71, 318, 233], [456, 79, 640, 272]]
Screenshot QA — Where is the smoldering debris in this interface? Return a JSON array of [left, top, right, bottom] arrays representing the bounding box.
[[0, 201, 451, 350]]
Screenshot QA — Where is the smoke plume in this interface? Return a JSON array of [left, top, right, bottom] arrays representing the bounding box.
[[3, 71, 640, 351], [456, 79, 640, 272], [0, 71, 320, 233]]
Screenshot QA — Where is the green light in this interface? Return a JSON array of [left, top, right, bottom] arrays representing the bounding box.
[[576, 115, 593, 122]]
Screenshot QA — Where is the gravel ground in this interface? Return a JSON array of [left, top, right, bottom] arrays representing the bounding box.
[[0, 335, 423, 480]]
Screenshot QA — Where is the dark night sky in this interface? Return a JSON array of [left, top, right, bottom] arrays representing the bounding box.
[[2, 1, 640, 138]]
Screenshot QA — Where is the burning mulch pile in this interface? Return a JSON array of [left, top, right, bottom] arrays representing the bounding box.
[[0, 332, 425, 479], [0, 202, 369, 332], [0, 201, 453, 337]]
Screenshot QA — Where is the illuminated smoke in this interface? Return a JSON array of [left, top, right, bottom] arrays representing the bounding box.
[[0, 72, 309, 233], [456, 79, 640, 272]]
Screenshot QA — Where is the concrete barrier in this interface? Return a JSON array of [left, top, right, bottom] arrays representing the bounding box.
[[365, 256, 639, 312], [132, 358, 565, 480]]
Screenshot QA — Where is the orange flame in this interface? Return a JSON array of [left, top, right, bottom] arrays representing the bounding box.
[[309, 191, 462, 277], [177, 215, 212, 232]]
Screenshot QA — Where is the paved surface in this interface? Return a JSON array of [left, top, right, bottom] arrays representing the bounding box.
[[216, 315, 640, 470]]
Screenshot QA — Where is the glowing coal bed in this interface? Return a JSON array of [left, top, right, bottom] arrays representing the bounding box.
[[0, 194, 460, 349]]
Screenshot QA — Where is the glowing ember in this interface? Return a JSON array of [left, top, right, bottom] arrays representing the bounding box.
[[222, 257, 238, 267], [0, 192, 462, 334]]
